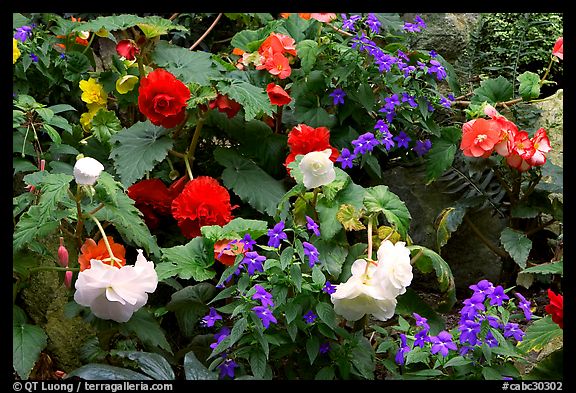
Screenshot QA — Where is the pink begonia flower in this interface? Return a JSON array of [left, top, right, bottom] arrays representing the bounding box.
[[330, 258, 398, 322], [73, 249, 158, 323], [298, 149, 336, 189], [552, 37, 563, 60], [373, 240, 413, 298], [73, 156, 104, 185], [310, 13, 337, 23], [526, 128, 551, 167]]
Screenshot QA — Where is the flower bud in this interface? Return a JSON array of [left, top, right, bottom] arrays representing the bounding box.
[[73, 156, 104, 185], [57, 237, 69, 268], [64, 271, 73, 289]]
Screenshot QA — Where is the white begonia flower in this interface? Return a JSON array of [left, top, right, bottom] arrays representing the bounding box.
[[73, 156, 104, 185], [330, 258, 398, 322], [298, 149, 336, 189], [74, 249, 158, 323], [373, 240, 413, 298]]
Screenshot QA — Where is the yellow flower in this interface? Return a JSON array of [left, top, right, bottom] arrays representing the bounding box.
[[80, 103, 104, 131], [79, 78, 107, 106], [115, 74, 139, 94], [94, 28, 109, 38], [13, 38, 21, 64]]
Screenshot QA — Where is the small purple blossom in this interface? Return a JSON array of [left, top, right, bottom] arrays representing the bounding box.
[[242, 251, 266, 275], [201, 307, 222, 328], [413, 329, 430, 348], [306, 215, 321, 237], [469, 279, 495, 299], [240, 234, 256, 251], [210, 326, 230, 349], [303, 310, 317, 324], [302, 241, 320, 267], [413, 139, 432, 156], [488, 286, 510, 306], [252, 284, 274, 307], [319, 342, 331, 354], [413, 313, 429, 329], [218, 357, 238, 379], [323, 281, 337, 295], [429, 50, 438, 58], [341, 14, 362, 31], [439, 96, 453, 108], [458, 320, 481, 346], [484, 330, 499, 348], [395, 333, 411, 365], [428, 59, 447, 80], [267, 221, 287, 248], [329, 88, 346, 105], [401, 92, 418, 108], [365, 13, 381, 34], [460, 292, 486, 319], [515, 292, 532, 321], [29, 53, 39, 63], [352, 132, 379, 155], [374, 119, 390, 135], [336, 147, 355, 169], [252, 305, 277, 329], [503, 323, 525, 342], [14, 25, 33, 42], [380, 134, 395, 150], [430, 331, 457, 357], [393, 131, 411, 149]]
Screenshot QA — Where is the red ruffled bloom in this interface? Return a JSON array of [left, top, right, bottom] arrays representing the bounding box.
[[545, 289, 563, 329], [209, 93, 242, 118], [128, 178, 178, 229], [171, 176, 235, 239], [266, 83, 292, 106], [460, 118, 502, 158], [116, 39, 140, 60], [138, 68, 191, 128], [552, 37, 563, 60], [284, 124, 339, 170]]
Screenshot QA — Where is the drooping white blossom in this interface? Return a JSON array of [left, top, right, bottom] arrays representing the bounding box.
[[74, 249, 158, 323], [373, 240, 413, 298]]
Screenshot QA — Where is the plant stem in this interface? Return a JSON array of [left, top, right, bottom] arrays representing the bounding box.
[[539, 56, 555, 88], [28, 266, 80, 273], [184, 113, 207, 178], [463, 215, 509, 260], [189, 13, 223, 51], [87, 213, 123, 268]]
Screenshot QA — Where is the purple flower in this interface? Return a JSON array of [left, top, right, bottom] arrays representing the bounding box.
[[319, 342, 331, 354], [336, 147, 355, 169], [515, 292, 532, 321], [29, 53, 39, 63], [60, 53, 66, 59], [439, 96, 452, 108], [14, 25, 33, 42], [429, 50, 438, 58], [267, 221, 287, 248], [395, 333, 411, 365], [240, 234, 256, 251], [323, 281, 337, 295], [303, 310, 317, 324], [252, 284, 274, 307], [242, 251, 266, 275], [352, 132, 379, 155], [484, 330, 499, 348], [393, 131, 411, 149], [458, 320, 481, 346], [460, 292, 486, 319], [488, 286, 510, 306], [341, 14, 361, 31], [430, 331, 457, 357], [413, 329, 430, 348], [201, 307, 223, 328], [413, 139, 432, 156], [306, 215, 321, 237], [403, 16, 426, 33], [252, 305, 277, 329], [302, 242, 320, 267], [428, 59, 447, 80], [503, 323, 525, 342], [469, 279, 495, 299], [380, 134, 395, 151], [413, 313, 429, 329], [218, 357, 238, 379], [374, 119, 390, 135], [365, 13, 381, 34], [459, 345, 474, 356], [218, 239, 237, 259], [414, 15, 427, 29], [401, 93, 418, 108], [210, 326, 230, 349], [329, 88, 346, 105]]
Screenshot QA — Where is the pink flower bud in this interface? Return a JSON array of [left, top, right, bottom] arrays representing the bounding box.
[[64, 271, 73, 289], [57, 237, 69, 268]]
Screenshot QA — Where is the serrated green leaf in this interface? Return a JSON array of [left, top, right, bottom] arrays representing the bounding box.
[[336, 204, 366, 231], [518, 315, 563, 353], [67, 364, 152, 380], [91, 109, 122, 145], [425, 141, 457, 183], [471, 76, 513, 105], [214, 148, 286, 217], [109, 121, 174, 187], [93, 171, 123, 207], [230, 20, 283, 52], [350, 334, 375, 379], [363, 185, 411, 238], [290, 263, 302, 292], [313, 240, 348, 279], [523, 348, 563, 380], [157, 237, 215, 282], [72, 15, 186, 37], [249, 349, 267, 379], [405, 347, 429, 366], [152, 41, 220, 85], [517, 71, 541, 100], [521, 260, 563, 276], [200, 218, 268, 243], [115, 351, 175, 380], [137, 16, 188, 38], [500, 227, 532, 269], [13, 206, 68, 251], [13, 323, 48, 380], [183, 351, 218, 380], [297, 39, 319, 74], [216, 79, 274, 121], [121, 309, 172, 353], [315, 302, 337, 330]]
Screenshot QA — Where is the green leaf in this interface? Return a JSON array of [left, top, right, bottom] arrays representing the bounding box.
[[471, 76, 514, 105], [152, 41, 220, 85], [94, 190, 161, 256], [249, 349, 267, 379], [230, 20, 284, 52], [349, 334, 375, 379], [405, 347, 430, 366], [137, 15, 188, 38], [109, 121, 174, 187], [315, 302, 338, 330], [41, 123, 62, 145], [166, 283, 217, 338], [363, 185, 411, 238], [482, 366, 503, 380], [523, 348, 563, 380], [183, 351, 218, 380], [93, 171, 123, 207], [214, 148, 286, 217], [216, 79, 274, 121], [443, 355, 472, 368], [354, 83, 376, 112], [115, 351, 175, 380], [426, 141, 457, 183], [518, 315, 563, 353], [313, 240, 348, 279], [290, 263, 302, 292], [500, 227, 532, 269], [297, 39, 319, 74], [66, 364, 152, 380], [315, 366, 335, 380], [293, 99, 337, 129], [72, 14, 186, 37], [434, 206, 466, 252], [210, 317, 247, 357], [200, 218, 268, 243], [13, 323, 48, 380], [521, 260, 563, 277], [157, 237, 215, 282], [91, 109, 122, 145], [121, 309, 172, 353], [517, 71, 541, 100], [306, 335, 320, 365]]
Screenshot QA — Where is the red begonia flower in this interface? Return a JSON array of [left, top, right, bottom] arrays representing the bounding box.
[[490, 115, 519, 157], [259, 33, 297, 57], [506, 130, 535, 172], [214, 239, 246, 266], [209, 93, 242, 118], [460, 118, 502, 158], [128, 179, 175, 230], [545, 288, 563, 329], [263, 52, 292, 79], [171, 176, 235, 239], [284, 124, 339, 170], [138, 68, 191, 128], [552, 37, 563, 60], [266, 83, 292, 106], [526, 128, 551, 167], [77, 237, 126, 271], [116, 39, 140, 60]]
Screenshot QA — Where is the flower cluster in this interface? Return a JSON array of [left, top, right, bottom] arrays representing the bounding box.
[[461, 105, 551, 171], [330, 240, 412, 322], [284, 124, 339, 171], [236, 32, 297, 80]]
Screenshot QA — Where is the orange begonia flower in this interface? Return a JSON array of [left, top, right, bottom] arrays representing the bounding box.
[[460, 118, 501, 158], [78, 236, 127, 271]]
